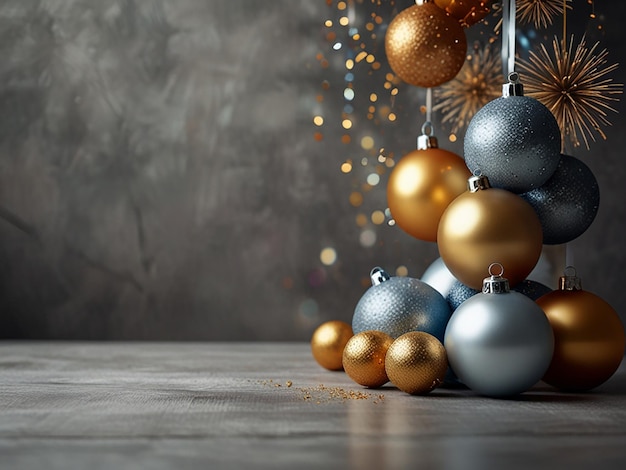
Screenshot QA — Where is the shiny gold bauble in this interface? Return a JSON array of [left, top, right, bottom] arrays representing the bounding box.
[[385, 332, 448, 395], [385, 3, 467, 88], [342, 330, 393, 388], [537, 290, 626, 391], [434, 0, 492, 27], [387, 148, 471, 242], [437, 186, 543, 290], [311, 320, 353, 371]]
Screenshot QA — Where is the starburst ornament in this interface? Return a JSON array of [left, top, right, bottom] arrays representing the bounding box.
[[492, 0, 571, 32], [434, 44, 501, 135], [517, 0, 571, 29], [518, 36, 623, 150]]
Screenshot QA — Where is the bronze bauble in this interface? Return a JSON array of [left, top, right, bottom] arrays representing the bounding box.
[[434, 0, 492, 27], [385, 3, 467, 88], [538, 289, 625, 391]]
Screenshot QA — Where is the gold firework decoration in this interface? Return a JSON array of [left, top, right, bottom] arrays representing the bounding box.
[[492, 0, 571, 32], [434, 44, 501, 135], [518, 35, 623, 150], [518, 0, 571, 29]]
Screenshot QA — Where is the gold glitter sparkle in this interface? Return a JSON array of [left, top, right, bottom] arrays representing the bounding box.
[[259, 380, 386, 404]]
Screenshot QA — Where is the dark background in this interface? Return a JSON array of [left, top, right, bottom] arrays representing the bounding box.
[[1, 0, 624, 340]]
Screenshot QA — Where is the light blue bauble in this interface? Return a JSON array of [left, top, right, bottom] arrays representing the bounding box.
[[444, 272, 554, 398], [421, 257, 457, 298], [353, 267, 452, 342]]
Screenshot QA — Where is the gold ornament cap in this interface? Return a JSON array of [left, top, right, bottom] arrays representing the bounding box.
[[417, 121, 438, 150], [370, 267, 391, 286], [482, 263, 510, 294], [558, 266, 583, 291], [502, 72, 524, 97], [467, 172, 492, 193]]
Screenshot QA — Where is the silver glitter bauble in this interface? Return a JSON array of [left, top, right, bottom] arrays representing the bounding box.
[[353, 267, 452, 342], [520, 154, 600, 245], [444, 266, 554, 397], [464, 95, 561, 194]]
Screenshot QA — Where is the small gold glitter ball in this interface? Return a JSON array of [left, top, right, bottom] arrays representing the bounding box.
[[342, 330, 393, 388], [385, 331, 448, 395], [385, 3, 467, 88], [311, 321, 353, 371]]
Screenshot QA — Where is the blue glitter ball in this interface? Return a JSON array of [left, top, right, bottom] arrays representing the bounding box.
[[446, 281, 480, 311], [464, 95, 562, 194], [352, 274, 452, 342], [514, 279, 553, 301], [520, 154, 600, 245]]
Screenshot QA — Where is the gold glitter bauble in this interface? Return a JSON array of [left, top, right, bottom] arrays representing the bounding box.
[[342, 330, 393, 388], [385, 3, 467, 88], [385, 332, 448, 395], [311, 321, 353, 371], [387, 147, 471, 242]]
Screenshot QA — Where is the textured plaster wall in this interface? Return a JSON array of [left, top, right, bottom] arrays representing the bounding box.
[[0, 0, 625, 340]]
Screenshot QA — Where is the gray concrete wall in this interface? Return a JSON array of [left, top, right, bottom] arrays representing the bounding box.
[[1, 0, 624, 340]]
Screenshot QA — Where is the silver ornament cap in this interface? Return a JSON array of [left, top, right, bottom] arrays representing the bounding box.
[[558, 266, 582, 291], [482, 263, 510, 294], [370, 266, 391, 286], [417, 121, 438, 150], [467, 172, 492, 193], [502, 72, 524, 97]]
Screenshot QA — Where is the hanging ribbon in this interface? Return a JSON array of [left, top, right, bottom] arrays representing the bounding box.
[[417, 88, 434, 148], [501, 0, 517, 78]]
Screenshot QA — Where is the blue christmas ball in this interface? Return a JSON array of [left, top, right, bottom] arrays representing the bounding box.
[[353, 268, 452, 342], [446, 281, 480, 311], [464, 95, 561, 194], [514, 279, 553, 301], [520, 154, 599, 245]]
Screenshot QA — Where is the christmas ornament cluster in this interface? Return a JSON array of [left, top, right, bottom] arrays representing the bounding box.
[[312, 263, 625, 398], [310, 0, 625, 398]]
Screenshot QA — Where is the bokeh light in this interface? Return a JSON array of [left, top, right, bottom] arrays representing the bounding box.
[[359, 229, 377, 247], [396, 265, 409, 277], [320, 247, 338, 266]]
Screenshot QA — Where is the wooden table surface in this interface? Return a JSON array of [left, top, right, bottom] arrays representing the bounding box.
[[1, 342, 625, 469]]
